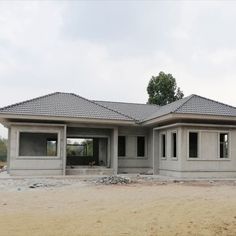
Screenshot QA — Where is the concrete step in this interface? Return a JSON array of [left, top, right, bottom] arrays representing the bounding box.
[[66, 167, 114, 175]]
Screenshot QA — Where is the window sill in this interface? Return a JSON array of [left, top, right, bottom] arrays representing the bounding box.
[[187, 158, 231, 161], [171, 157, 178, 161], [118, 156, 148, 160], [17, 156, 60, 160], [161, 157, 167, 160]]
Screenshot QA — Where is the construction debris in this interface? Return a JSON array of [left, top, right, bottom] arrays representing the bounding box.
[[96, 175, 131, 185]]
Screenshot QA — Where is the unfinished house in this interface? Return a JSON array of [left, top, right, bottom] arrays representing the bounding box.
[[1, 92, 236, 178]]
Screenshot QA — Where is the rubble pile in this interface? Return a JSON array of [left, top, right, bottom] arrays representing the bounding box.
[[96, 175, 131, 185]]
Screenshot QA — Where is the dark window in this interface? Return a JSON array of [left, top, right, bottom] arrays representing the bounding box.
[[19, 132, 58, 157], [137, 136, 145, 157], [118, 136, 126, 157], [172, 132, 177, 158], [161, 134, 166, 158], [189, 132, 198, 158], [220, 133, 228, 158]]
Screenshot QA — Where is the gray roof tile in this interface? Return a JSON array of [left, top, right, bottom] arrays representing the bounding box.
[[94, 100, 160, 121], [1, 92, 236, 123], [0, 92, 134, 121], [143, 94, 236, 121]]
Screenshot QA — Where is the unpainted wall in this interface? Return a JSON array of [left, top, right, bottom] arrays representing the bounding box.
[[8, 124, 65, 176], [155, 127, 182, 176], [178, 126, 236, 178], [118, 126, 153, 174]]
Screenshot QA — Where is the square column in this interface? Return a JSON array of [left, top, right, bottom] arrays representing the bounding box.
[[111, 127, 118, 175], [153, 129, 159, 175]]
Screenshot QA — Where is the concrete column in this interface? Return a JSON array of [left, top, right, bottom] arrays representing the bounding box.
[[7, 127, 11, 174], [111, 127, 118, 175], [153, 129, 159, 175], [62, 125, 67, 175]]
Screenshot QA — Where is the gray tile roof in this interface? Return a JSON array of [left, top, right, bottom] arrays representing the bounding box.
[[0, 92, 134, 121], [0, 92, 236, 123], [94, 100, 160, 121], [143, 94, 236, 121]]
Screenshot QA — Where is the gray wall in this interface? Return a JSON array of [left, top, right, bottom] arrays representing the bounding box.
[[156, 125, 236, 178], [118, 126, 153, 174], [8, 124, 65, 176]]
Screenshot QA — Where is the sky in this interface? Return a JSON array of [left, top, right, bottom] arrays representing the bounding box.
[[1, 0, 236, 138]]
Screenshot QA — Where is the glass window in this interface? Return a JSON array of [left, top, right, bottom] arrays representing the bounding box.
[[19, 132, 58, 157], [189, 132, 198, 158], [161, 134, 166, 158], [67, 138, 93, 157], [171, 132, 177, 158], [137, 136, 145, 157], [220, 133, 228, 158], [118, 136, 126, 157]]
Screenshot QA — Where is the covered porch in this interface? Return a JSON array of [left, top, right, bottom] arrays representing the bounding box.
[[6, 123, 118, 176], [65, 126, 117, 175]]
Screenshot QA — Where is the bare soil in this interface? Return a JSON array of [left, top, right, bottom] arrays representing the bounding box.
[[1, 179, 236, 236]]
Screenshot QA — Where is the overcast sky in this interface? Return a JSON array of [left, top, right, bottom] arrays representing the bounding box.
[[1, 0, 236, 138]]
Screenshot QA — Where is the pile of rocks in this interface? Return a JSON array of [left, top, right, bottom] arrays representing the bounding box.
[[0, 166, 7, 173], [96, 175, 131, 185]]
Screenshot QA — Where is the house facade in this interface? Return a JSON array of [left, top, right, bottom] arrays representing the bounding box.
[[1, 92, 236, 178]]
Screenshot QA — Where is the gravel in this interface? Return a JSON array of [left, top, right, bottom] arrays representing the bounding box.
[[95, 175, 132, 185]]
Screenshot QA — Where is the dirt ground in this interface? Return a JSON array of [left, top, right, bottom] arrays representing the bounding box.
[[1, 179, 236, 236]]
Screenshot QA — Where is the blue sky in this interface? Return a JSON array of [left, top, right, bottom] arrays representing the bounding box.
[[1, 0, 236, 137]]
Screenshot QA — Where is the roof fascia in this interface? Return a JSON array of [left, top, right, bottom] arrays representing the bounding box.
[[0, 114, 137, 126], [142, 113, 236, 126], [153, 122, 236, 131]]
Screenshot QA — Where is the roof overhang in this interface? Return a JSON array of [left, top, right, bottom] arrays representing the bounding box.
[[0, 113, 137, 127], [141, 113, 236, 126]]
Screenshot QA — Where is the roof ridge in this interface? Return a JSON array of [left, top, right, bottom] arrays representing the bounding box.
[[0, 92, 60, 111], [173, 94, 196, 113], [70, 93, 137, 121], [94, 100, 160, 107]]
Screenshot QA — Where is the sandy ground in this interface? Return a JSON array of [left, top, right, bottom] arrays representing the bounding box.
[[1, 178, 236, 236]]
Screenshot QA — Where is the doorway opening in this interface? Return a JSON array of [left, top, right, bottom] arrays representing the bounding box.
[[66, 137, 108, 166]]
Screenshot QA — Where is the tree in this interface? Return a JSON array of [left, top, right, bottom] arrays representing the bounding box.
[[0, 137, 7, 162], [147, 71, 184, 105]]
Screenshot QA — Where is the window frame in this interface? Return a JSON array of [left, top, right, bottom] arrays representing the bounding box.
[[160, 132, 167, 160], [46, 138, 58, 157], [17, 130, 61, 159], [171, 131, 178, 160], [118, 136, 126, 157], [188, 131, 199, 159], [218, 132, 230, 159], [137, 136, 145, 158]]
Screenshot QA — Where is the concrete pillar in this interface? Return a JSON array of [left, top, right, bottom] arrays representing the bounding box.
[[153, 129, 159, 175], [62, 125, 67, 175], [111, 127, 118, 175], [7, 127, 11, 174]]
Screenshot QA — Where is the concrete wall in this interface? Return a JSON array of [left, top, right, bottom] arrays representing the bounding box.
[[8, 124, 65, 176], [154, 127, 182, 176], [118, 127, 153, 174], [157, 125, 236, 178]]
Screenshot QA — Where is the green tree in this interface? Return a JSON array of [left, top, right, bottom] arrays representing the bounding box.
[[147, 71, 184, 105], [0, 137, 7, 162]]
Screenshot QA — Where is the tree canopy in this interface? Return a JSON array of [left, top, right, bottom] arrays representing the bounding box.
[[147, 71, 184, 106], [0, 137, 7, 161]]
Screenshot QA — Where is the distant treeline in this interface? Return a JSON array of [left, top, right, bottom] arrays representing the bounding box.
[[0, 137, 7, 162]]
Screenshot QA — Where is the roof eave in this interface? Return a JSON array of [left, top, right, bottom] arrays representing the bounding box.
[[141, 113, 236, 126], [0, 113, 137, 126]]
